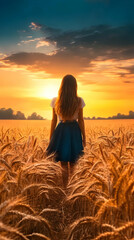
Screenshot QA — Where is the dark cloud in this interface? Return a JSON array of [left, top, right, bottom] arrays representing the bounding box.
[[71, 25, 129, 47], [4, 52, 49, 66], [0, 108, 45, 120], [43, 24, 134, 58], [38, 24, 61, 38], [119, 65, 134, 77], [84, 110, 134, 119], [109, 111, 134, 119], [123, 80, 134, 83], [125, 66, 134, 74], [116, 65, 134, 78], [3, 24, 134, 77], [3, 51, 90, 77], [15, 111, 26, 119], [27, 112, 44, 120], [0, 108, 26, 119]]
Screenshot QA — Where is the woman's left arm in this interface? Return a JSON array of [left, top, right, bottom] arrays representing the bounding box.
[[49, 108, 57, 141], [78, 108, 86, 147]]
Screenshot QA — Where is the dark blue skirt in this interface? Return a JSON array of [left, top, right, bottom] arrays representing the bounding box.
[[46, 120, 84, 163]]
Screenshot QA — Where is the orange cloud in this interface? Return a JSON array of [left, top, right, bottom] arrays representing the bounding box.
[[29, 22, 41, 30], [36, 40, 50, 48]]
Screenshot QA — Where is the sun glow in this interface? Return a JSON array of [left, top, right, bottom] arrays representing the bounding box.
[[39, 84, 59, 99]]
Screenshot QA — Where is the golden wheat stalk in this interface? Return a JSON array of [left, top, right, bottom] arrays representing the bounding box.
[[0, 143, 11, 153], [26, 233, 51, 240], [0, 221, 28, 240], [67, 216, 99, 240], [94, 221, 134, 240], [16, 215, 52, 238], [0, 236, 13, 240]]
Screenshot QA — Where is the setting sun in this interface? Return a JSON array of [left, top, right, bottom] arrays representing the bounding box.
[[39, 84, 59, 99]]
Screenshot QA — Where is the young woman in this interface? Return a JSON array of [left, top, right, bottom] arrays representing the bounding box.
[[46, 74, 86, 188]]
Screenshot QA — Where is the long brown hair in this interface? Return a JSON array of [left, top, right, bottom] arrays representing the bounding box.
[[55, 75, 80, 119]]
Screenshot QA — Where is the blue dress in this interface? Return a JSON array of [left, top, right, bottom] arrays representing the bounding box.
[[46, 97, 85, 163], [46, 120, 84, 162]]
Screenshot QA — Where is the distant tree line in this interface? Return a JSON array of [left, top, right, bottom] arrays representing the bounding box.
[[0, 108, 134, 120], [0, 108, 45, 120], [84, 111, 134, 120]]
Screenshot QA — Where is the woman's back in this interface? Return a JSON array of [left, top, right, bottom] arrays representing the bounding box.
[[50, 96, 85, 122]]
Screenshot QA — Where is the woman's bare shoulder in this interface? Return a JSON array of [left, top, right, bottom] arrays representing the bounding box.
[[50, 97, 57, 107], [78, 96, 85, 108]]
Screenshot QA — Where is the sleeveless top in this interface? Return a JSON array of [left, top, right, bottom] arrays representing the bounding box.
[[50, 97, 85, 122]]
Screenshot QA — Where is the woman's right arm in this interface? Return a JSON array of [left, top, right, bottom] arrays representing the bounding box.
[[49, 108, 57, 141], [78, 108, 86, 147]]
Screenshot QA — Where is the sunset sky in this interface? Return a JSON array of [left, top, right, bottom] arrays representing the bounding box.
[[0, 0, 134, 119]]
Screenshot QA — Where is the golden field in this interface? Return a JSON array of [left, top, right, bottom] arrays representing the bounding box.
[[0, 119, 134, 240]]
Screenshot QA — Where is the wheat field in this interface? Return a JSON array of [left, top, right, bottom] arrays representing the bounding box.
[[0, 119, 134, 240]]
